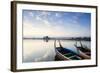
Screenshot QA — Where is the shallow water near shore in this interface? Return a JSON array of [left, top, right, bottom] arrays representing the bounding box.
[[23, 40, 90, 63]]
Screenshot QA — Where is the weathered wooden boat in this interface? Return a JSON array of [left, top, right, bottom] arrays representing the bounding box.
[[74, 41, 91, 59], [54, 40, 83, 60]]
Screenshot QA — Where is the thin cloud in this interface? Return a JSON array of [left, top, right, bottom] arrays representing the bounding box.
[[23, 10, 91, 37]]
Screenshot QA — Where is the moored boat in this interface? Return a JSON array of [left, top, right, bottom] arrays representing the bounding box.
[[54, 40, 83, 60], [74, 41, 91, 59]]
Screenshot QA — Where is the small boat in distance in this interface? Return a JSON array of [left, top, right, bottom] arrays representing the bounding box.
[[74, 41, 91, 59], [54, 40, 83, 61]]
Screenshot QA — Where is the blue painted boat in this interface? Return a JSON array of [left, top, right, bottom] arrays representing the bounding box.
[[54, 40, 83, 60]]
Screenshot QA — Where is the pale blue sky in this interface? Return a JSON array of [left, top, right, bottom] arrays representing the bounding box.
[[23, 10, 91, 37]]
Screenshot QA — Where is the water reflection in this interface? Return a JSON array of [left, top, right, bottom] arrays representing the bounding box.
[[23, 40, 90, 63]]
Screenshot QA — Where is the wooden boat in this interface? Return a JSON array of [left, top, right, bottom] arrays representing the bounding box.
[[74, 41, 91, 59], [54, 40, 83, 60]]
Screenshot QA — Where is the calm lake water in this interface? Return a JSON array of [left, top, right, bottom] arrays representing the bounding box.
[[23, 40, 91, 63]]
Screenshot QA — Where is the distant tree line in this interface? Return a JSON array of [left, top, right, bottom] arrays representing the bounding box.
[[24, 36, 91, 41]]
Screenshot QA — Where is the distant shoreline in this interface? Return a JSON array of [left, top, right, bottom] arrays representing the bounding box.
[[23, 37, 91, 41]]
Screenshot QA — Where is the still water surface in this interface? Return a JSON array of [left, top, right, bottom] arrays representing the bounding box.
[[23, 40, 90, 62]]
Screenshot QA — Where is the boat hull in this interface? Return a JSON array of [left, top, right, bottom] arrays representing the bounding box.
[[78, 50, 90, 59], [55, 47, 82, 60], [55, 49, 70, 60]]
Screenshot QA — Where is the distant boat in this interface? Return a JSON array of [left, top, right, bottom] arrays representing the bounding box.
[[54, 40, 83, 60], [74, 41, 91, 59]]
